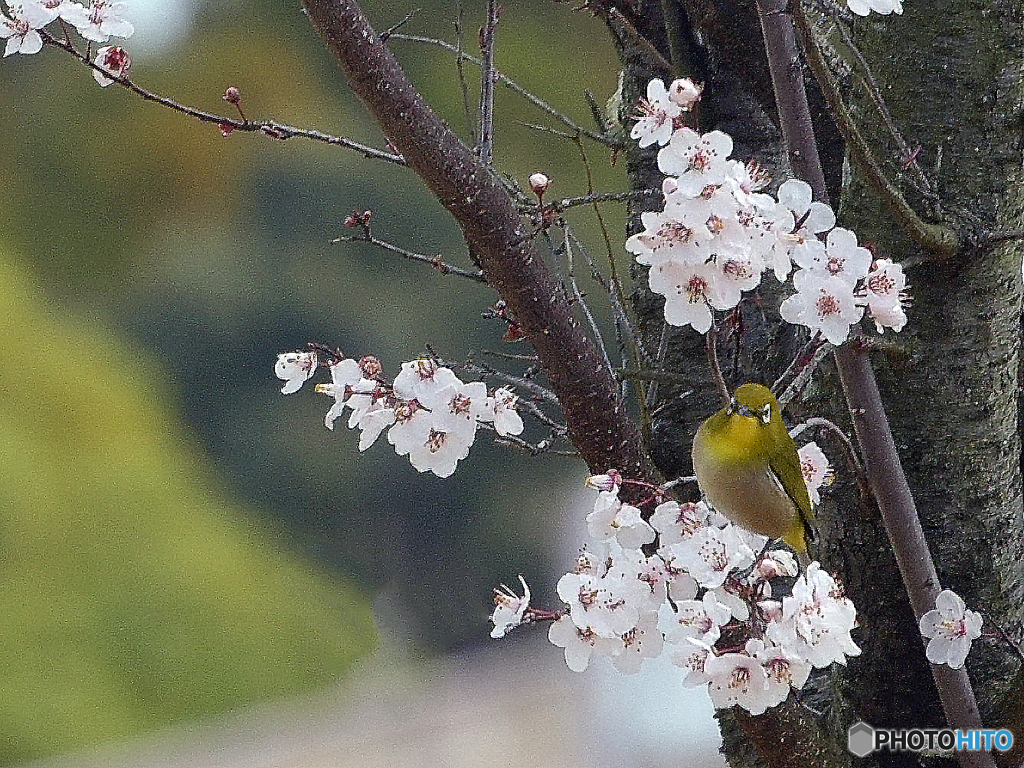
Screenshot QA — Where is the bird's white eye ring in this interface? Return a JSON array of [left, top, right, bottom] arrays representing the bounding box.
[[728, 397, 738, 414], [760, 404, 772, 424]]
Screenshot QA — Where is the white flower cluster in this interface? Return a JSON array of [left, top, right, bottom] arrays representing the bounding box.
[[550, 486, 858, 715], [627, 79, 908, 345], [2, 0, 132, 84], [491, 444, 858, 716], [275, 350, 524, 478]]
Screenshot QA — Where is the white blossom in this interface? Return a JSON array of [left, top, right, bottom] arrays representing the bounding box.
[[314, 358, 363, 430], [489, 575, 531, 638], [0, 2, 55, 56], [798, 441, 833, 505], [630, 78, 682, 148], [847, 0, 903, 16], [705, 640, 774, 715], [64, 0, 133, 42], [274, 350, 318, 394], [779, 268, 864, 345], [768, 562, 860, 668], [863, 258, 909, 332], [919, 589, 982, 669]]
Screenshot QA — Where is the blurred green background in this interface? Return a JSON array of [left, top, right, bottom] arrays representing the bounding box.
[[0, 0, 626, 762]]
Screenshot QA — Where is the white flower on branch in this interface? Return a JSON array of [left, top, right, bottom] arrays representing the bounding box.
[[91, 44, 130, 86], [489, 575, 531, 638], [919, 589, 983, 669], [64, 0, 133, 43], [274, 350, 318, 394], [847, 0, 903, 16], [0, 2, 55, 56]]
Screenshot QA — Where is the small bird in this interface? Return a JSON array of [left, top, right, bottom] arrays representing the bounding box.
[[691, 383, 815, 556]]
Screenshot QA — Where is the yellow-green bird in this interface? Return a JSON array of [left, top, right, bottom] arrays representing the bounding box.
[[691, 383, 815, 555]]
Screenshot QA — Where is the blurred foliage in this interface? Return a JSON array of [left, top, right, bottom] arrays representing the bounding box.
[[0, 255, 377, 765], [0, 0, 627, 664]]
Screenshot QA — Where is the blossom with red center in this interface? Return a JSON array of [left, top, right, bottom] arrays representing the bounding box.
[[92, 44, 130, 86], [779, 269, 864, 345]]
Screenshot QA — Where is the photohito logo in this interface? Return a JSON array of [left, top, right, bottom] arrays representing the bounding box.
[[847, 721, 1014, 757]]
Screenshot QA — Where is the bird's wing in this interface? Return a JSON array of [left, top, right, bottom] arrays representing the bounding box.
[[768, 442, 817, 537]]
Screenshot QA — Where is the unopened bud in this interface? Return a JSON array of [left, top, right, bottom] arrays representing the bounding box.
[[223, 86, 242, 104], [344, 210, 372, 228], [668, 77, 703, 111], [585, 470, 622, 492], [528, 172, 550, 198], [92, 45, 131, 87]]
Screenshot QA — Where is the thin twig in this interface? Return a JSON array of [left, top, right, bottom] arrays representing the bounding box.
[[482, 350, 539, 362], [790, 3, 958, 259], [552, 189, 662, 212], [606, 7, 673, 73], [332, 233, 487, 282], [566, 229, 651, 368], [453, 2, 477, 144], [775, 336, 833, 408], [478, 0, 499, 165], [388, 33, 617, 147], [818, 4, 933, 195], [645, 323, 671, 412], [621, 365, 702, 386], [380, 9, 420, 40], [562, 228, 615, 379], [494, 432, 577, 456], [465, 358, 561, 406], [706, 327, 730, 405], [42, 31, 407, 165]]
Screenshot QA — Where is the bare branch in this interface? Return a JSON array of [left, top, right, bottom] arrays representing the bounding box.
[[477, 0, 499, 165], [388, 33, 619, 147], [790, 3, 958, 259], [755, 0, 990, 761], [332, 232, 487, 283], [41, 30, 406, 165]]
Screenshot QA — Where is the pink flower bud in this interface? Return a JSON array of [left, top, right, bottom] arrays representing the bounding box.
[[668, 78, 703, 110], [92, 46, 131, 87], [223, 86, 242, 104], [585, 470, 622, 492], [528, 172, 550, 197], [359, 355, 383, 378]]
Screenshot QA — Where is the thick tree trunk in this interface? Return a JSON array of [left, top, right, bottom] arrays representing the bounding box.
[[615, 0, 1024, 765], [840, 0, 1024, 757]]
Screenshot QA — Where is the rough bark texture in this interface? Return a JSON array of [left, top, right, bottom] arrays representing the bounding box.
[[838, 0, 1024, 757]]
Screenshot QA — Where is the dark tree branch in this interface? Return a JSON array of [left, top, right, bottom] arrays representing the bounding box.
[[299, 0, 653, 485], [41, 30, 406, 164], [754, 1, 990, 765]]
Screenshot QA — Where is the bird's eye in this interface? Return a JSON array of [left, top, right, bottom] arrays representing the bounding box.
[[759, 404, 772, 424], [728, 397, 738, 415]]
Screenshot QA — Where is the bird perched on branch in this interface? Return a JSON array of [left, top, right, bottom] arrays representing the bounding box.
[[691, 382, 816, 557]]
